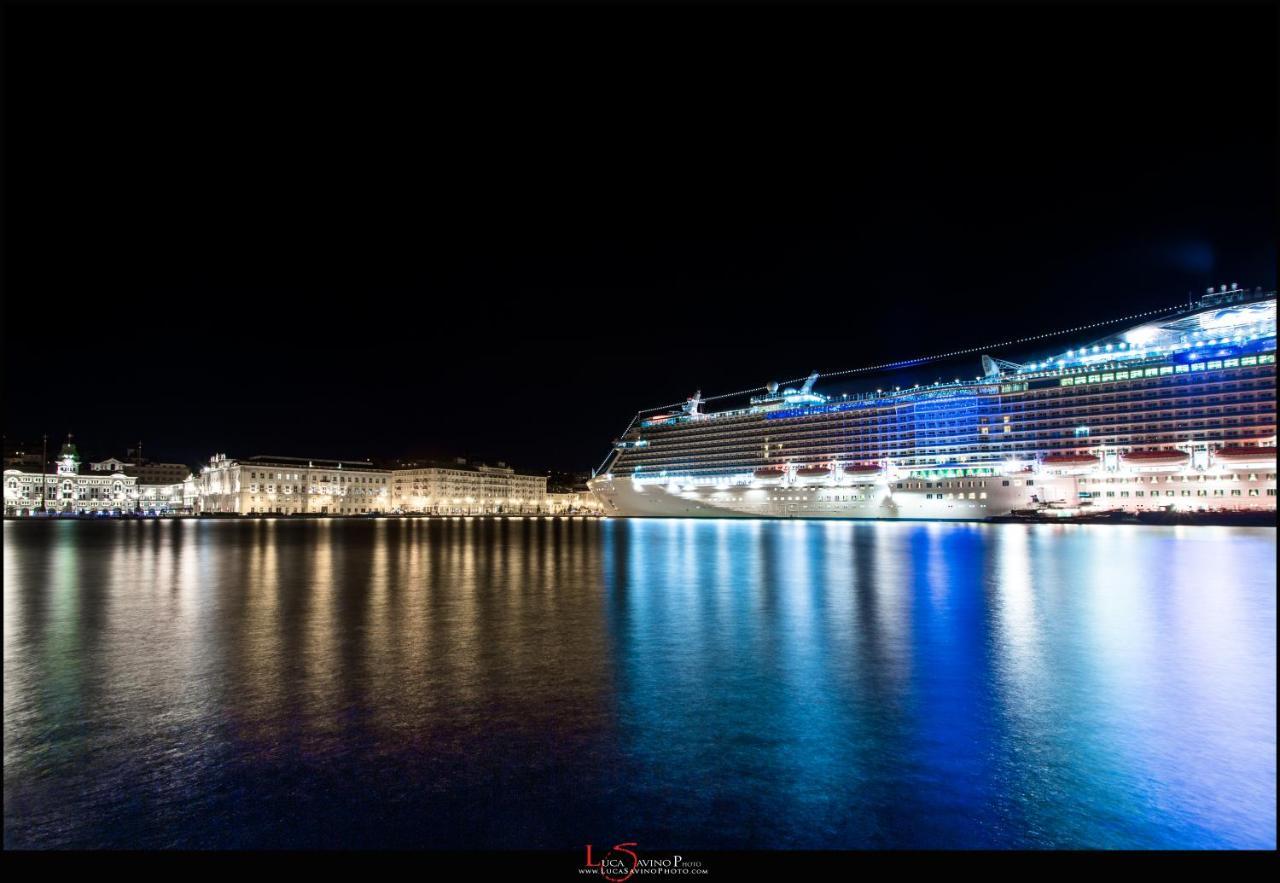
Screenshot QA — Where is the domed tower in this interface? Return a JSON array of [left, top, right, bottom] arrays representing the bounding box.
[[56, 434, 81, 476]]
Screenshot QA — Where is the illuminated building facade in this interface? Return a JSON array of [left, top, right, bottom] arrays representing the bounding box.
[[196, 454, 391, 515], [590, 286, 1278, 518], [390, 460, 548, 514], [4, 436, 140, 515], [135, 482, 190, 514]]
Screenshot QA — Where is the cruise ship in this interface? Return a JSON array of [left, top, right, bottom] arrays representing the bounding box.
[[589, 285, 1277, 519]]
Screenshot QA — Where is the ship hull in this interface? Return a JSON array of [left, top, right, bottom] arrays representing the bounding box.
[[588, 468, 1277, 520], [589, 474, 1047, 520]]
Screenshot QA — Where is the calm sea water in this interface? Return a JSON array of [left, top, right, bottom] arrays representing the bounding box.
[[3, 518, 1275, 850]]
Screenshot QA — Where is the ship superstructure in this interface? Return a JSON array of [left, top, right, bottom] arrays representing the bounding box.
[[589, 286, 1277, 519]]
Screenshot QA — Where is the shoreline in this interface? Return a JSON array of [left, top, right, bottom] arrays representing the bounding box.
[[5, 512, 1274, 527], [985, 510, 1276, 527], [3, 512, 604, 522]]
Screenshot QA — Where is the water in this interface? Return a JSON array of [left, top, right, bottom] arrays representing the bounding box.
[[3, 518, 1274, 850]]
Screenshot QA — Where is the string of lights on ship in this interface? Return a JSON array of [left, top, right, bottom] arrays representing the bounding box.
[[635, 290, 1274, 416]]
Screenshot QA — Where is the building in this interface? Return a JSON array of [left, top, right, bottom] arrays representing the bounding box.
[[4, 435, 139, 515], [196, 454, 392, 515], [89, 448, 192, 485], [135, 482, 190, 514], [193, 455, 548, 516], [390, 459, 548, 514]]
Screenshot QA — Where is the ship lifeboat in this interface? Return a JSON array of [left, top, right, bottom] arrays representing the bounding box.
[[1121, 450, 1190, 467], [1213, 446, 1277, 468], [753, 467, 785, 482], [795, 465, 833, 479], [841, 463, 882, 477], [1041, 454, 1099, 467]]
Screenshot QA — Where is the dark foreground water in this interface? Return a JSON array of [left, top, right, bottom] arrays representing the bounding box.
[[3, 518, 1275, 849]]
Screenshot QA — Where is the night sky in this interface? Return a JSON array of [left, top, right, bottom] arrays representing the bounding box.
[[3, 3, 1276, 474]]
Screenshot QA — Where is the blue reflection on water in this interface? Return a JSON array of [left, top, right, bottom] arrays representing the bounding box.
[[599, 520, 1275, 849]]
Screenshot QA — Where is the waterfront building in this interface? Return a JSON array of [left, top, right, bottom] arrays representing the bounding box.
[[590, 286, 1278, 518], [196, 454, 392, 515], [183, 474, 200, 511], [90, 448, 191, 485], [135, 482, 189, 514], [4, 435, 139, 515], [389, 459, 548, 514]]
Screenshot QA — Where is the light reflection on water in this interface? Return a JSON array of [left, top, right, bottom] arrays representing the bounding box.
[[3, 518, 1274, 849]]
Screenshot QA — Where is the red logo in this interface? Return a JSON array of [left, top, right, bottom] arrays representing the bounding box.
[[584, 842, 639, 882]]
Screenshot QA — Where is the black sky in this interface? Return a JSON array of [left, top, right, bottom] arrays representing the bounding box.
[[2, 2, 1276, 473]]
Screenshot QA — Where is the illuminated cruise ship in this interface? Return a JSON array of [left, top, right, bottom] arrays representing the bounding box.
[[589, 285, 1277, 519]]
